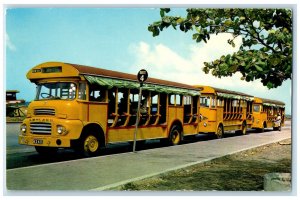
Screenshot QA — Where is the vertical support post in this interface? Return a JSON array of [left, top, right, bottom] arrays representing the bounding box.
[[133, 83, 143, 153]]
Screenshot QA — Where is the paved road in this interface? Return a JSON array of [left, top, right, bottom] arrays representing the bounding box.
[[6, 121, 291, 191], [6, 123, 217, 169]]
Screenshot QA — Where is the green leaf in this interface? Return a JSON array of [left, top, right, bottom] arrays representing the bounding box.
[[160, 8, 170, 17], [215, 17, 221, 25], [254, 65, 263, 72], [153, 27, 159, 37], [192, 33, 199, 40], [160, 10, 165, 17], [179, 23, 185, 31], [239, 16, 245, 21], [213, 60, 220, 65], [162, 16, 171, 24], [224, 20, 232, 26], [229, 65, 238, 72], [196, 35, 202, 43], [266, 82, 274, 89]]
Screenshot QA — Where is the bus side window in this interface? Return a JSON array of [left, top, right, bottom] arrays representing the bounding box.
[[169, 94, 175, 106], [129, 89, 139, 115], [89, 87, 107, 102], [159, 93, 167, 124], [184, 96, 192, 123], [150, 93, 160, 125], [78, 83, 87, 100], [151, 93, 158, 114], [200, 97, 210, 108], [139, 91, 150, 125], [192, 96, 198, 114], [211, 97, 216, 108], [118, 89, 129, 115], [176, 94, 182, 106], [108, 88, 116, 114], [253, 105, 260, 112], [169, 94, 182, 106], [140, 91, 150, 115], [217, 98, 223, 107]]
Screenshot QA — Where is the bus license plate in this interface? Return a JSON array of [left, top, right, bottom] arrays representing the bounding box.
[[33, 139, 43, 144]]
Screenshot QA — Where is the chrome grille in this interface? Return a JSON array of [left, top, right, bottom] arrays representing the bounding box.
[[34, 108, 55, 116], [30, 122, 52, 135]]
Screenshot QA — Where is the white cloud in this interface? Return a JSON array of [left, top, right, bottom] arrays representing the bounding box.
[[6, 33, 17, 51], [129, 33, 269, 96]]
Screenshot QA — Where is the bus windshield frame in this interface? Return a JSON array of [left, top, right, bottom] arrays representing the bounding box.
[[35, 82, 77, 100]]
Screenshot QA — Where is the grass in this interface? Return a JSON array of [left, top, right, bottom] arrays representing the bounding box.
[[117, 139, 291, 191]]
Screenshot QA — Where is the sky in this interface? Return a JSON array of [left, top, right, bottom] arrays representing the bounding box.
[[5, 7, 292, 114]]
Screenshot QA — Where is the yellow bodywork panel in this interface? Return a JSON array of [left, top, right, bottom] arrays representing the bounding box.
[[107, 126, 167, 143]]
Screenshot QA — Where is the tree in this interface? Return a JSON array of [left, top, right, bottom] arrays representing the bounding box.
[[148, 8, 292, 89]]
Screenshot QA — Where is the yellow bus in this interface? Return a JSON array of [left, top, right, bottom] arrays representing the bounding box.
[[252, 97, 285, 131], [19, 62, 201, 156], [194, 85, 254, 138]]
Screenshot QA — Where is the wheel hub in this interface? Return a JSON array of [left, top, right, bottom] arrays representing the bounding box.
[[84, 135, 99, 153]]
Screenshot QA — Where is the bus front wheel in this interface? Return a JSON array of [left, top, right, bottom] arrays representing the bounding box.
[[77, 133, 101, 157]]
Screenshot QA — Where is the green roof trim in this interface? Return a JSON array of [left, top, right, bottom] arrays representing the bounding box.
[[262, 102, 285, 108], [84, 75, 200, 96], [217, 92, 254, 101]]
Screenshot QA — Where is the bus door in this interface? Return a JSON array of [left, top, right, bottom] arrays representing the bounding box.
[[216, 98, 223, 124], [168, 94, 183, 125], [88, 85, 108, 128]]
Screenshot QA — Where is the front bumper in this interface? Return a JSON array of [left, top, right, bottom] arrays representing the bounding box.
[[19, 117, 83, 148], [19, 135, 71, 147]]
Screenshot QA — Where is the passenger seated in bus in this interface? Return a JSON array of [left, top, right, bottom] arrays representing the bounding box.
[[119, 93, 129, 114], [131, 98, 148, 115], [96, 90, 106, 102], [108, 91, 116, 114], [140, 98, 148, 115]]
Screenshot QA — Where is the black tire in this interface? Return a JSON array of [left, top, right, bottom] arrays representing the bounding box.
[[35, 146, 58, 156], [215, 125, 224, 139], [168, 125, 182, 145], [76, 133, 101, 157]]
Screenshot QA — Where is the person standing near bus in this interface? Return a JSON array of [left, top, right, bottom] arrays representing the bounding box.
[[274, 112, 282, 131]]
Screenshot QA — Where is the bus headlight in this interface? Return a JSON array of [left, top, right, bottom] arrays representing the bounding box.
[[57, 125, 68, 135], [20, 124, 27, 135]]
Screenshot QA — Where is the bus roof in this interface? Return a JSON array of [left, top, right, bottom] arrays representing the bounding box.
[[194, 85, 253, 100], [252, 97, 285, 107], [261, 97, 285, 107], [70, 63, 197, 90], [27, 62, 200, 96]]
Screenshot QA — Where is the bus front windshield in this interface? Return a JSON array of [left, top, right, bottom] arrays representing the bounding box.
[[36, 82, 77, 100]]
